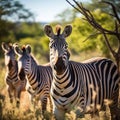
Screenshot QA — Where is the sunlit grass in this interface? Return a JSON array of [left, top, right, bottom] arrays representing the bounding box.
[[0, 91, 54, 120], [0, 55, 119, 120]]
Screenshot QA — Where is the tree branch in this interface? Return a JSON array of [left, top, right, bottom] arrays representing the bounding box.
[[66, 0, 120, 71], [83, 32, 102, 42], [103, 33, 116, 57]]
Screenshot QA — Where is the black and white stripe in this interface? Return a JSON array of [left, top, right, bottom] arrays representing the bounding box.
[[2, 42, 26, 108], [14, 45, 53, 113], [44, 25, 120, 120]]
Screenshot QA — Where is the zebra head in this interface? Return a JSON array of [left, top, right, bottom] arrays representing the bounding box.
[[14, 45, 31, 80], [2, 42, 16, 70], [44, 25, 72, 75]]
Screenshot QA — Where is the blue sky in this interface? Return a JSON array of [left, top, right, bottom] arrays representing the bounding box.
[[20, 0, 90, 22]]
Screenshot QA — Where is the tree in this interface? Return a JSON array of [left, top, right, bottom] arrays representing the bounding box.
[[14, 22, 44, 40], [67, 0, 120, 72], [0, 0, 33, 40], [87, 0, 120, 15], [0, 0, 33, 57], [0, 0, 32, 21]]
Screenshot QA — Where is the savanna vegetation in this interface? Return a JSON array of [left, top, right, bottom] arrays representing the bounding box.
[[0, 0, 120, 120]]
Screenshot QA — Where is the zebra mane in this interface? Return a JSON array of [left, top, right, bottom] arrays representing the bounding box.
[[22, 45, 26, 48], [9, 43, 13, 49], [22, 45, 26, 52], [55, 25, 62, 36], [30, 53, 39, 65]]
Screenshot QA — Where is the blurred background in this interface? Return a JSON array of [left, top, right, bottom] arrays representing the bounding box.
[[1, 0, 119, 63], [0, 0, 120, 119]]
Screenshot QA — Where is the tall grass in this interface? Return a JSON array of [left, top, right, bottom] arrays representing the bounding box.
[[0, 53, 119, 120]]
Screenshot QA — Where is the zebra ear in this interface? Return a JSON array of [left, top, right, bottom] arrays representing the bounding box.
[[13, 43, 19, 47], [62, 25, 72, 38], [14, 45, 23, 56], [26, 45, 31, 54], [44, 25, 54, 38], [1, 42, 10, 52]]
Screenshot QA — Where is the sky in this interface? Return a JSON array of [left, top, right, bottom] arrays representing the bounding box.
[[20, 0, 90, 22]]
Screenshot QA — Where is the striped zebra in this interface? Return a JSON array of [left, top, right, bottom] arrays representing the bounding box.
[[14, 44, 53, 114], [1, 42, 26, 108], [44, 25, 120, 120]]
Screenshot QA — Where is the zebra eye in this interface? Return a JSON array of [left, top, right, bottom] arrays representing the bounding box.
[[50, 45, 52, 49], [27, 59, 30, 62], [49, 43, 54, 49], [64, 45, 68, 49]]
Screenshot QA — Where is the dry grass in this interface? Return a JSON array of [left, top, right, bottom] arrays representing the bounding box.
[[0, 82, 119, 120], [0, 56, 120, 120], [0, 88, 55, 120]]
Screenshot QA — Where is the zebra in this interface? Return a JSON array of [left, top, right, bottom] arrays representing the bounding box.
[[1, 42, 26, 108], [44, 24, 120, 120], [14, 44, 53, 114]]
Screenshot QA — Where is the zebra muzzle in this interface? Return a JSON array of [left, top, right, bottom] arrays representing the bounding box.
[[54, 56, 66, 74], [8, 60, 13, 70]]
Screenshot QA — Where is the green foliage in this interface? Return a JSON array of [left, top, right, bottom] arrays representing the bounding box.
[[0, 0, 32, 20], [15, 22, 44, 40], [0, 0, 119, 62], [19, 36, 49, 63], [67, 9, 117, 58], [0, 0, 33, 40], [87, 0, 120, 15], [15, 8, 118, 62], [0, 0, 33, 57]]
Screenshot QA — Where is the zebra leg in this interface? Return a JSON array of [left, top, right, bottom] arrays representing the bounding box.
[[34, 97, 38, 109], [101, 105, 110, 120], [110, 105, 120, 120], [91, 111, 100, 120], [27, 87, 36, 108], [31, 95, 35, 108], [41, 97, 47, 114], [53, 107, 65, 120], [49, 95, 53, 113], [15, 87, 21, 108], [8, 86, 13, 104], [109, 89, 120, 120]]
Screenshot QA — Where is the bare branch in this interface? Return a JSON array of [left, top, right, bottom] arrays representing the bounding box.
[[103, 33, 116, 57], [67, 0, 120, 70], [66, 0, 83, 14], [114, 21, 120, 40], [83, 32, 102, 42]]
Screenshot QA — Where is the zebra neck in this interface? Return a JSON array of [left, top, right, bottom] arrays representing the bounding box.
[[7, 61, 18, 76], [27, 61, 38, 81], [27, 67, 38, 90], [27, 56, 43, 91], [53, 66, 71, 89], [27, 56, 37, 75], [53, 66, 68, 78], [8, 66, 17, 73]]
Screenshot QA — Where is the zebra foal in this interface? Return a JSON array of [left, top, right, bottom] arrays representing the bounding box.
[[14, 44, 53, 114], [1, 42, 26, 108], [44, 25, 120, 120]]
